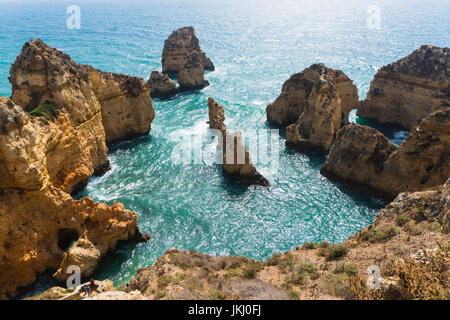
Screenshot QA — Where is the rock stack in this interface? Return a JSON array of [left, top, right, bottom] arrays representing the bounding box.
[[158, 26, 213, 93], [207, 97, 269, 186], [266, 64, 358, 153], [162, 26, 214, 74]]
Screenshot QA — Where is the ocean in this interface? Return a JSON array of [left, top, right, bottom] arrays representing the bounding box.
[[1, 0, 449, 289]]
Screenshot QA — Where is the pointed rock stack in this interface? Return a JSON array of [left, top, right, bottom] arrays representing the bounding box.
[[207, 97, 269, 187]]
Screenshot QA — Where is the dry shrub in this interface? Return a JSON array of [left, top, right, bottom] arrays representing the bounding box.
[[346, 249, 449, 300]]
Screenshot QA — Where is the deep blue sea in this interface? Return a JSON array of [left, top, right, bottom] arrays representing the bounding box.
[[1, 0, 449, 289]]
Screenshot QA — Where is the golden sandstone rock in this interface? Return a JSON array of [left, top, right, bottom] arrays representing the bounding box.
[[207, 97, 269, 186], [358, 45, 449, 130], [162, 27, 213, 92], [321, 108, 450, 200], [162, 26, 214, 75], [267, 64, 358, 152], [0, 39, 152, 298], [147, 71, 178, 98], [178, 51, 210, 92]]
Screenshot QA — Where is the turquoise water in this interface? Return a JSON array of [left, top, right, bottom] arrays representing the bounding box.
[[1, 0, 449, 287]]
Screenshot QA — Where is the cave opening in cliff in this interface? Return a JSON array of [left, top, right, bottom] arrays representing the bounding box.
[[57, 228, 79, 251]]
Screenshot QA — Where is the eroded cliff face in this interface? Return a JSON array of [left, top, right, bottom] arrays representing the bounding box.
[[87, 66, 155, 144], [207, 97, 269, 186], [147, 71, 178, 98], [0, 39, 152, 299], [321, 108, 450, 200], [358, 45, 450, 130], [162, 26, 214, 74], [9, 40, 110, 194], [0, 185, 141, 299], [267, 64, 358, 152]]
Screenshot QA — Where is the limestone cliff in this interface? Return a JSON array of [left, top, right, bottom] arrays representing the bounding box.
[[147, 71, 178, 98], [9, 39, 155, 189], [358, 45, 449, 130], [0, 39, 152, 299], [162, 26, 214, 74], [321, 108, 450, 200], [9, 40, 110, 194], [267, 64, 358, 152], [178, 51, 210, 92], [207, 97, 269, 186]]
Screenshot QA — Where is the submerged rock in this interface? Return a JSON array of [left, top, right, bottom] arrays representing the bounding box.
[[0, 39, 151, 299], [358, 45, 450, 130], [267, 64, 358, 153], [162, 26, 214, 74], [321, 108, 450, 200], [178, 51, 210, 92], [207, 97, 269, 186], [147, 71, 178, 98]]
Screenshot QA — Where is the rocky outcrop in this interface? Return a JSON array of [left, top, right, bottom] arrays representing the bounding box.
[[0, 39, 151, 299], [358, 45, 450, 130], [321, 108, 450, 200], [207, 97, 269, 186], [146, 71, 178, 98], [178, 51, 210, 92], [10, 38, 155, 151], [162, 26, 214, 74], [0, 185, 143, 299], [267, 64, 358, 152], [86, 67, 155, 144], [267, 64, 358, 127]]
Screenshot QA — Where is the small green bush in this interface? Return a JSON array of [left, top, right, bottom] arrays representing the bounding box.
[[301, 242, 318, 250], [29, 101, 59, 121], [317, 241, 330, 249], [319, 244, 349, 261], [396, 214, 408, 226], [298, 263, 319, 279], [286, 272, 307, 286], [243, 263, 261, 279], [360, 226, 399, 243], [335, 263, 359, 276], [288, 290, 301, 300], [266, 254, 282, 266]]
